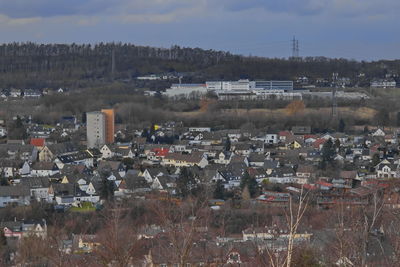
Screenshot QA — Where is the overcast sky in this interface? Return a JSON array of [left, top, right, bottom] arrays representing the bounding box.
[[0, 0, 398, 60]]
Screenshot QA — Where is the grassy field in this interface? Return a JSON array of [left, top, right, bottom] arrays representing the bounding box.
[[70, 202, 96, 212]]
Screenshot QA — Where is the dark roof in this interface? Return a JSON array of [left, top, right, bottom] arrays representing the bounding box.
[[57, 150, 93, 163], [292, 126, 311, 135], [124, 174, 150, 190], [248, 153, 265, 163], [31, 162, 58, 171], [47, 142, 81, 155], [0, 185, 30, 197], [20, 177, 50, 188]]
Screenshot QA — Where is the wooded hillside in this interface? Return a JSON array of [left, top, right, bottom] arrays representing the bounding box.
[[0, 42, 399, 88]]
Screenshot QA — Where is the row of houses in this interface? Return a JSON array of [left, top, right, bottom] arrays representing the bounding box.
[[1, 120, 400, 208], [0, 88, 69, 99]]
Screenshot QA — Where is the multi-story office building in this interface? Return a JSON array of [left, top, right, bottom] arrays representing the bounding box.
[[250, 81, 293, 91]]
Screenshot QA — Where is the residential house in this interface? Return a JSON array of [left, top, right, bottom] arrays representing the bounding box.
[[0, 126, 7, 137], [162, 152, 208, 168], [10, 89, 22, 98], [20, 177, 51, 202], [38, 142, 81, 162], [212, 162, 247, 188], [141, 167, 169, 183], [2, 219, 47, 239], [72, 234, 100, 253], [30, 162, 59, 177], [23, 89, 42, 98], [97, 161, 126, 178], [0, 186, 30, 207], [372, 129, 385, 137], [151, 175, 176, 194], [214, 151, 233, 165], [376, 161, 398, 179], [247, 153, 266, 167], [233, 143, 252, 156], [55, 150, 94, 169], [292, 126, 311, 135], [296, 165, 315, 180], [0, 144, 38, 162]]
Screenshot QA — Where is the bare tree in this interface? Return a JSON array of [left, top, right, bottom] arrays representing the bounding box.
[[284, 186, 310, 267], [93, 203, 144, 267], [151, 196, 210, 266]]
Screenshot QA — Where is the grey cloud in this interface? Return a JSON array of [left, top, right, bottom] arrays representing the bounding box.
[[0, 0, 116, 18]]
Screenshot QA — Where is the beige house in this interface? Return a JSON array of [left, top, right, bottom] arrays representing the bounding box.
[[162, 152, 208, 168]]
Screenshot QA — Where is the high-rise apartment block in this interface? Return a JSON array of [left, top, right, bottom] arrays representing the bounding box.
[[86, 109, 115, 148], [101, 109, 115, 144]]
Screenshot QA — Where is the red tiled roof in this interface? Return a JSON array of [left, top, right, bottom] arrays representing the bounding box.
[[316, 181, 333, 187], [152, 148, 169, 157], [304, 135, 317, 140], [303, 184, 317, 190], [279, 131, 292, 137], [313, 138, 326, 148], [30, 138, 45, 147]]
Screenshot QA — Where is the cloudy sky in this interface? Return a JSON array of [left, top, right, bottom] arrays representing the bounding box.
[[0, 0, 398, 60]]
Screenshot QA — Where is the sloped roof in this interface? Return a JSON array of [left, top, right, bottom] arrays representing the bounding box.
[[0, 185, 30, 197], [30, 138, 45, 147]]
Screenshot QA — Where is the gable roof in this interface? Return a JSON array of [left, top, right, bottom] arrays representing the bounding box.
[[20, 177, 50, 188], [164, 152, 205, 164], [30, 138, 45, 147], [0, 185, 30, 197]]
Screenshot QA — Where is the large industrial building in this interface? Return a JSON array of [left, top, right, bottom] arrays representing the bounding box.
[[86, 109, 115, 148], [163, 79, 294, 98], [206, 80, 293, 91]]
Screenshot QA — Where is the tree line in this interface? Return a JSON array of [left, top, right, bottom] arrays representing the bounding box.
[[0, 42, 400, 88]]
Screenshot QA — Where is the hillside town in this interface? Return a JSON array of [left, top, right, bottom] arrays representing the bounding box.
[[1, 105, 400, 265]]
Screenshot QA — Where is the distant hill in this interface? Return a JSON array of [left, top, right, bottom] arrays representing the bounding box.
[[0, 42, 399, 88]]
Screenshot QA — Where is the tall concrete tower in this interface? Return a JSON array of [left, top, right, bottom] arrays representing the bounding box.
[[86, 111, 106, 148], [101, 108, 115, 144]]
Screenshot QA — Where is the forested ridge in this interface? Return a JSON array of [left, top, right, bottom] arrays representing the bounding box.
[[0, 42, 399, 88]]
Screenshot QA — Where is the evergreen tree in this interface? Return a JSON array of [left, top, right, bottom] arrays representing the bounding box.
[[240, 171, 258, 198], [213, 180, 225, 200], [321, 139, 335, 164], [334, 139, 341, 150], [372, 153, 380, 167], [0, 176, 9, 186], [0, 229, 6, 245], [149, 123, 156, 137], [224, 136, 231, 151], [100, 178, 115, 201], [338, 119, 345, 132], [0, 230, 6, 252], [176, 167, 197, 198]]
